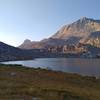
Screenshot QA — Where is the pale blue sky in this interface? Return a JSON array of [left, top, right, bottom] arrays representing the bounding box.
[[0, 0, 100, 46]]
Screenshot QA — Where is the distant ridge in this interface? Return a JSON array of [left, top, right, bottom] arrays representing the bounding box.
[[0, 41, 45, 61]]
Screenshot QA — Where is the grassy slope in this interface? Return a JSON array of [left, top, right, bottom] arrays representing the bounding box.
[[0, 64, 100, 100]]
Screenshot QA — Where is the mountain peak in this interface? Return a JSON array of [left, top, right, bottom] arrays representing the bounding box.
[[80, 17, 88, 20], [77, 17, 94, 23], [52, 17, 100, 39], [23, 39, 31, 44], [78, 17, 100, 23]]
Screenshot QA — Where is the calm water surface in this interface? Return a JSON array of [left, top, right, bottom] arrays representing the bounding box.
[[2, 58, 100, 77]]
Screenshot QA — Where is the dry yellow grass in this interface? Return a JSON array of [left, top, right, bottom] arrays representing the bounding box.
[[0, 64, 100, 100]]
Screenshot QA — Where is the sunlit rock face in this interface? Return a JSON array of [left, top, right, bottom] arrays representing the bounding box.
[[19, 17, 100, 49], [52, 17, 100, 40]]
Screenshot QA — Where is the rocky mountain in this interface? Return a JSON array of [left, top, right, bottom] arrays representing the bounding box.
[[52, 17, 100, 39], [19, 17, 100, 49], [0, 41, 49, 62], [1, 17, 100, 61], [52, 17, 100, 45], [0, 41, 71, 61], [19, 17, 100, 58], [19, 38, 68, 49], [0, 42, 29, 61]]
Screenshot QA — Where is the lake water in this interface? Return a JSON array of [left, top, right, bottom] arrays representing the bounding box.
[[2, 58, 100, 77]]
